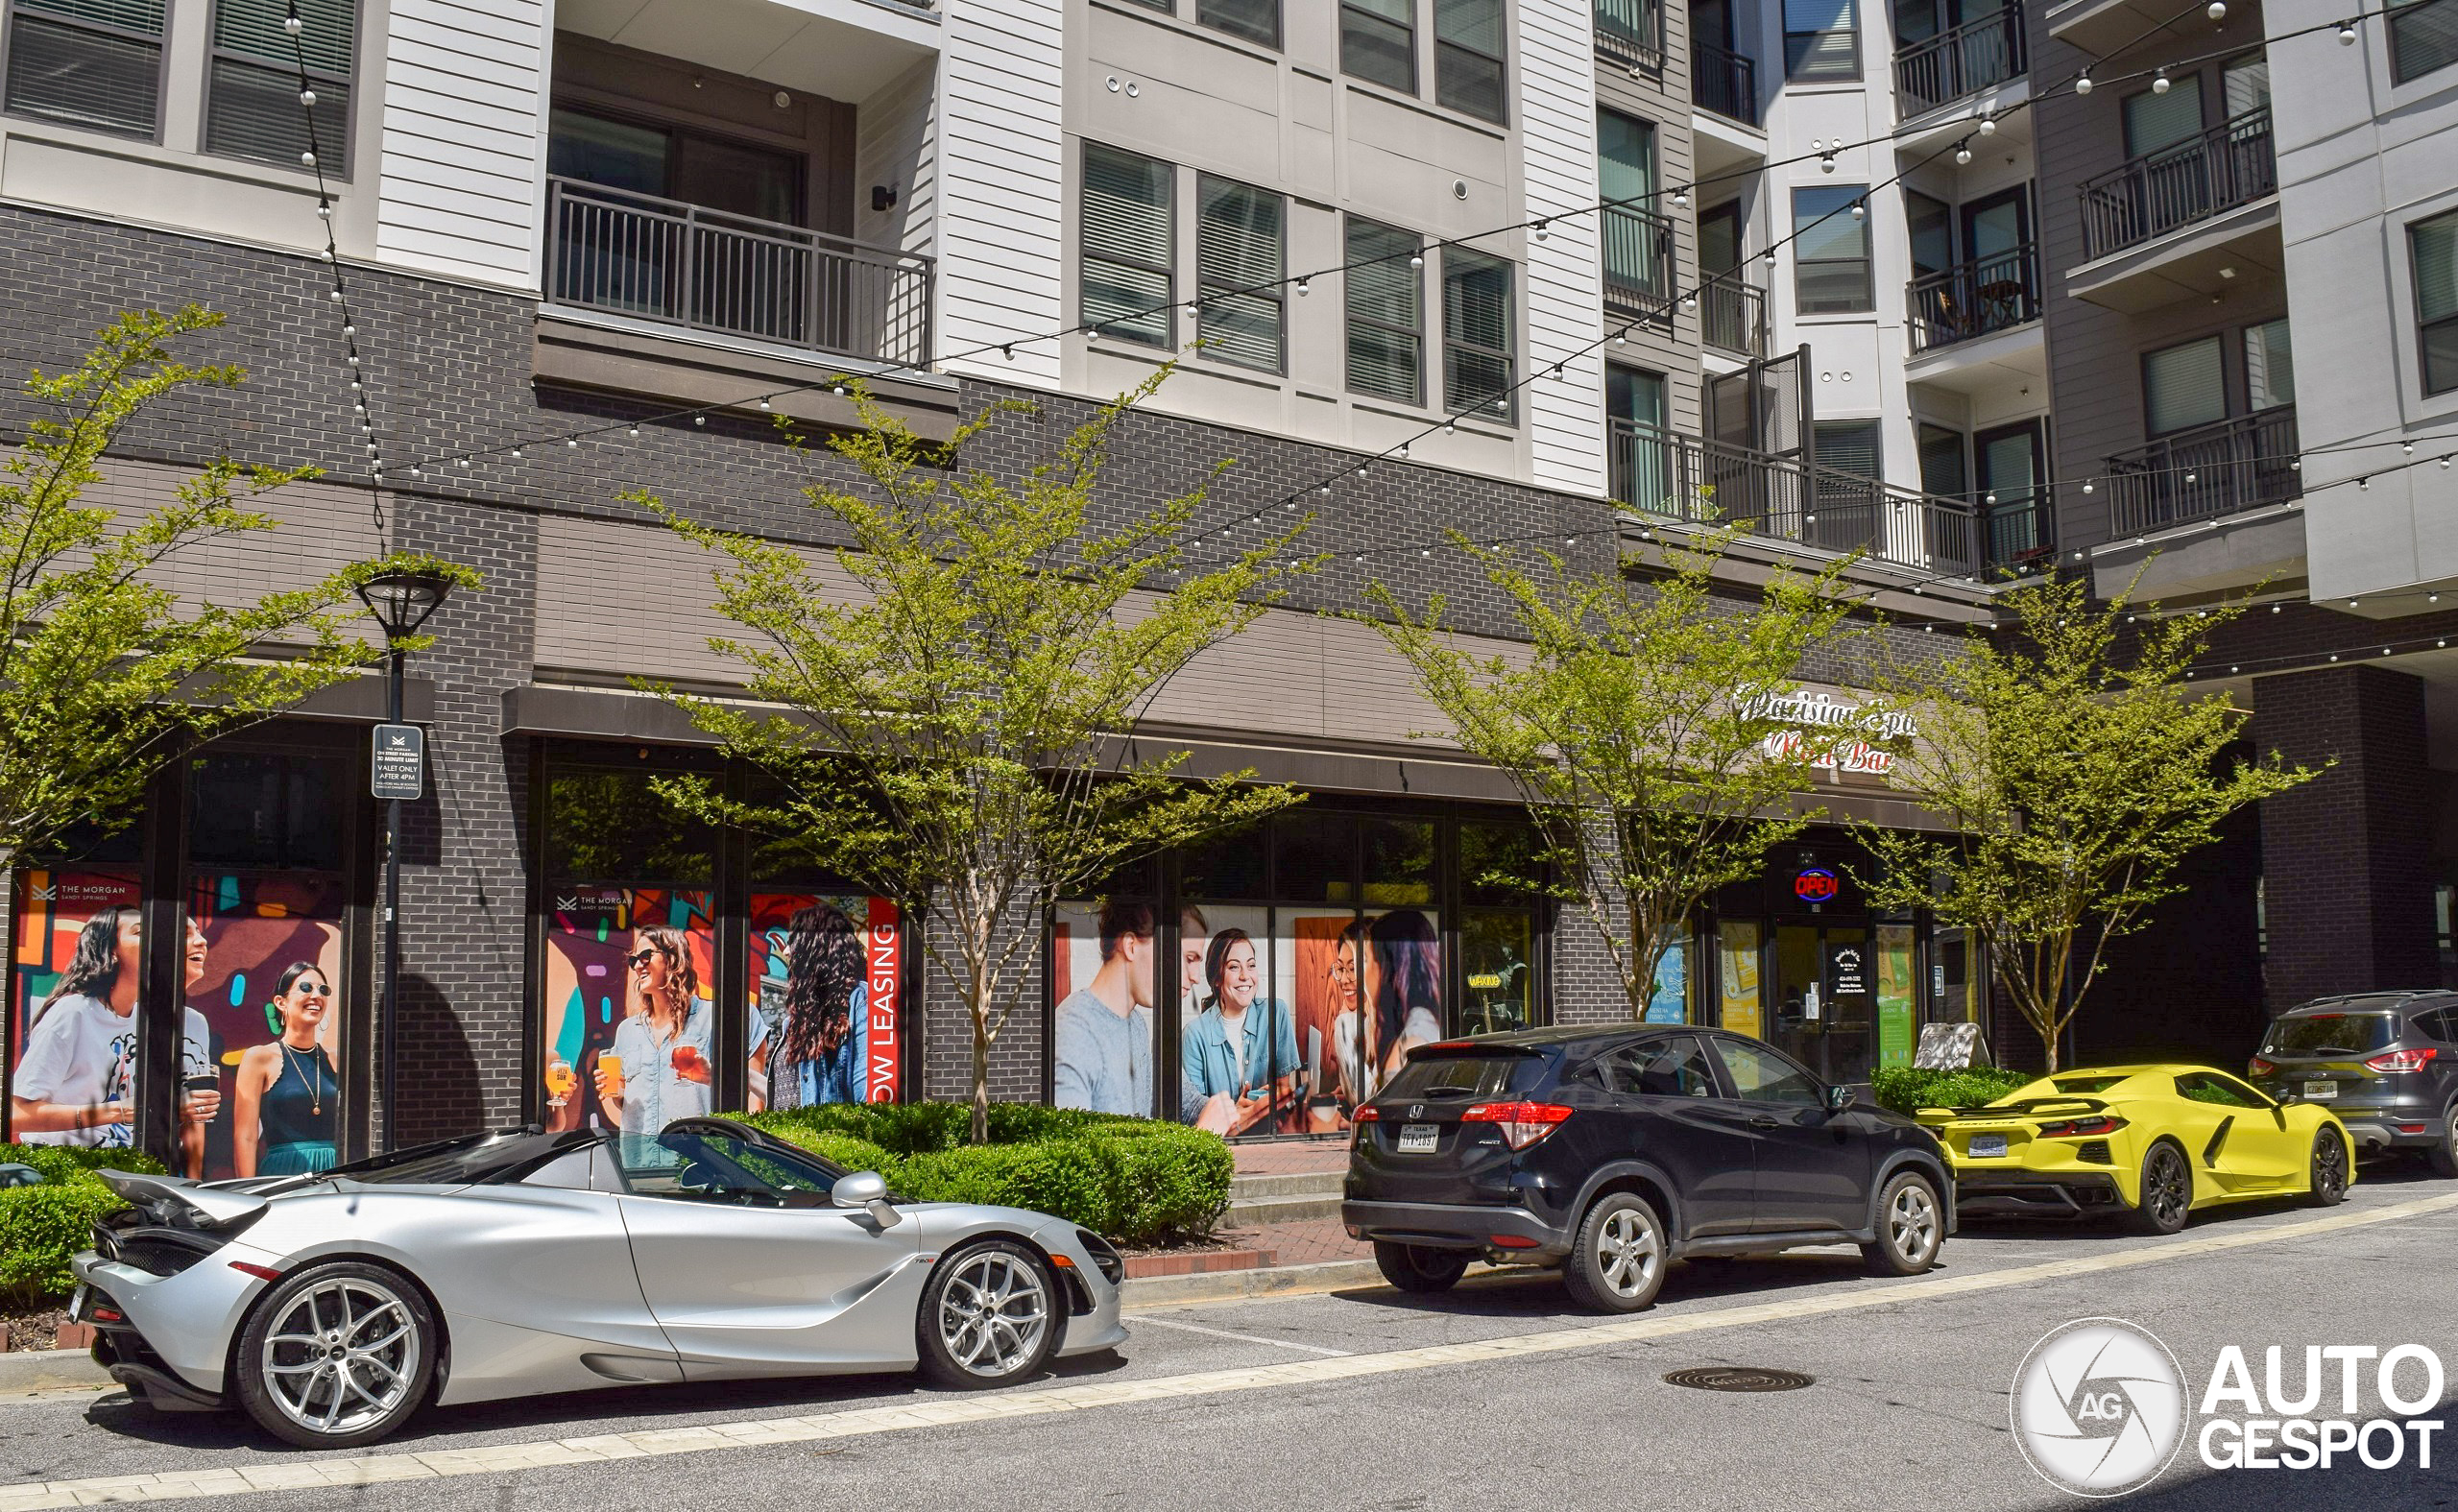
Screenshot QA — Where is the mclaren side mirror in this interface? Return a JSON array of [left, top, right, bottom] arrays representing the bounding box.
[[1826, 1084, 1856, 1114], [835, 1169, 902, 1229]]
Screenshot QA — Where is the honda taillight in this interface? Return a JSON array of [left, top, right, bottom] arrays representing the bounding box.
[[1354, 1104, 1382, 1121], [2038, 1115, 2127, 1138], [1461, 1101, 1575, 1150], [2364, 1046, 2438, 1074], [2248, 1057, 2275, 1077]]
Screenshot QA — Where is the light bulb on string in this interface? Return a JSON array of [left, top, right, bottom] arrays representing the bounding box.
[[2075, 72, 2093, 94], [2153, 67, 2171, 94], [2339, 19, 2358, 43]]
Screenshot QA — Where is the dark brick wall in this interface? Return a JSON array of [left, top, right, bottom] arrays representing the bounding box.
[[2073, 797, 2265, 1067], [2252, 663, 2438, 1011], [0, 201, 1976, 1131]]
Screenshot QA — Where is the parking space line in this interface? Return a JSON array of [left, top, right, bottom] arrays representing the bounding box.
[[7, 1190, 2451, 1510], [1125, 1316, 1353, 1356]]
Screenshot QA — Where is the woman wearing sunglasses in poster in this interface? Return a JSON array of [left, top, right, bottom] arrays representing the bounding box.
[[229, 964, 340, 1176], [592, 927, 713, 1136]]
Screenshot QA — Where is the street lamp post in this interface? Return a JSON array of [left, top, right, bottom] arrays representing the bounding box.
[[354, 569, 455, 1151]]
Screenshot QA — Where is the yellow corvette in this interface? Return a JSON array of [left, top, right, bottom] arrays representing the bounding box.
[[1916, 1065, 2353, 1234]]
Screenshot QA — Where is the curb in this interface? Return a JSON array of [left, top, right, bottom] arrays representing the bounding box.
[[1121, 1258, 1389, 1308], [0, 1348, 108, 1394]]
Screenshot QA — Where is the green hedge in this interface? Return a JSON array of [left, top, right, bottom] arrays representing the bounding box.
[[0, 1143, 167, 1308], [747, 1103, 1232, 1246], [1870, 1066, 2032, 1117]]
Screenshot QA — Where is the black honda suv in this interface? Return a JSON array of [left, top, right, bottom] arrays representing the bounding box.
[[1341, 1026, 1954, 1312], [2247, 993, 2458, 1173]]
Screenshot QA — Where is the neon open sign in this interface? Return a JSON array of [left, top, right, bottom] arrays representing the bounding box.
[[1794, 868, 1840, 903]]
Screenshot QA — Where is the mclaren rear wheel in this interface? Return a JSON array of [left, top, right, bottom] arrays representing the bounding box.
[[2307, 1126, 2350, 1207], [233, 1260, 437, 1450], [2128, 1140, 2193, 1236]]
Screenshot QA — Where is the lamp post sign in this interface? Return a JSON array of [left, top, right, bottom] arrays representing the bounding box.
[[370, 723, 424, 802]]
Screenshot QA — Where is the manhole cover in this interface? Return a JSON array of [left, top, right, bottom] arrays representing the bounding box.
[[1662, 1366, 1816, 1392]]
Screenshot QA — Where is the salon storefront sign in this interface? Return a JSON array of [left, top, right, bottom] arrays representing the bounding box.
[[1738, 685, 1919, 781]]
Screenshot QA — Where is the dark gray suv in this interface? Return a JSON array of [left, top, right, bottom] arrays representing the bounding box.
[[2247, 993, 2458, 1175]]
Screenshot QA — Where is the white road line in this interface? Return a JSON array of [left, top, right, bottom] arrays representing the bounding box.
[[1126, 1315, 1353, 1356], [9, 1190, 2451, 1510]]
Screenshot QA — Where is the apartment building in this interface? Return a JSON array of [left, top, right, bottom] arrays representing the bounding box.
[[12, 0, 2431, 1161]]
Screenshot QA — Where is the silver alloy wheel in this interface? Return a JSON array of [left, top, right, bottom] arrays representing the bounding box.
[[1888, 1181, 1940, 1265], [936, 1250, 1050, 1379], [1596, 1207, 1662, 1298], [258, 1276, 422, 1437]]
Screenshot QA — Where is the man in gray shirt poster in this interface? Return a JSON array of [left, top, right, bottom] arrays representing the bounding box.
[[1051, 900, 1156, 1116]]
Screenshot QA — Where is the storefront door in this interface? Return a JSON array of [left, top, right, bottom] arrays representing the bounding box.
[[1771, 923, 1875, 1086]]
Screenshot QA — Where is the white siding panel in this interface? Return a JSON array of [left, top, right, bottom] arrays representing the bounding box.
[[375, 0, 548, 290], [935, 0, 1065, 381], [1521, 0, 1606, 495]]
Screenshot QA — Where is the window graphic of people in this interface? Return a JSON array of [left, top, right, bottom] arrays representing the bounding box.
[[230, 964, 340, 1176], [1180, 927, 1300, 1136], [1051, 900, 1155, 1115], [1333, 910, 1444, 1108], [758, 902, 870, 1109], [10, 908, 219, 1159], [595, 927, 712, 1135]]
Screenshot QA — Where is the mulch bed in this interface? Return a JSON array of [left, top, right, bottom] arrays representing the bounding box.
[[3, 1308, 81, 1354]]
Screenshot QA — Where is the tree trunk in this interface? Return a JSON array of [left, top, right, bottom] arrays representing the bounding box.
[[970, 957, 993, 1146]]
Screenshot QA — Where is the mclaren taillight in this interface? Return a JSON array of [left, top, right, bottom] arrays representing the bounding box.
[[2037, 1115, 2128, 1139], [2248, 1057, 2275, 1077], [2363, 1046, 2438, 1074], [1461, 1101, 1575, 1150]]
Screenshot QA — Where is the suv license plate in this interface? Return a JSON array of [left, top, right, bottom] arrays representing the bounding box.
[[2303, 1079, 2337, 1099], [1397, 1124, 1439, 1154], [1968, 1134, 2008, 1158]]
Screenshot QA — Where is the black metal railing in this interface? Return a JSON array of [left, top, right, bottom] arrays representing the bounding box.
[[1608, 420, 1980, 572], [2105, 407, 2301, 535], [2078, 107, 2277, 262], [546, 177, 934, 368], [1596, 0, 1667, 72], [1603, 204, 1678, 321], [1700, 276, 1768, 356], [1980, 493, 2055, 573], [1906, 243, 2040, 353], [1694, 39, 1760, 126], [1893, 1, 2025, 116]]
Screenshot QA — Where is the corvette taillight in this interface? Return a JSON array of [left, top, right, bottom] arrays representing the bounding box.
[[2248, 1057, 2275, 1077], [2364, 1046, 2437, 1073], [2038, 1115, 2127, 1138], [1461, 1101, 1575, 1150]]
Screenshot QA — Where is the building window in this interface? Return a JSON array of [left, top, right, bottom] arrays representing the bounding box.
[[2123, 73, 2203, 158], [2417, 209, 2458, 395], [1442, 247, 1516, 421], [1783, 0, 1858, 81], [1814, 420, 1881, 478], [2244, 318, 2294, 411], [1341, 0, 1415, 91], [1916, 422, 1966, 500], [1198, 0, 1279, 48], [2391, 0, 2458, 84], [1607, 365, 1669, 511], [1195, 175, 1286, 372], [3, 0, 166, 138], [1793, 185, 1872, 313], [2141, 334, 2227, 435], [1080, 143, 1175, 348], [1345, 217, 1424, 404], [1599, 108, 1669, 309], [1434, 0, 1507, 124], [205, 0, 355, 174]]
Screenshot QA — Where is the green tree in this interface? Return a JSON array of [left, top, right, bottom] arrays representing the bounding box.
[[0, 307, 472, 867], [642, 372, 1310, 1141], [1362, 528, 1865, 1021], [1858, 572, 2318, 1071]]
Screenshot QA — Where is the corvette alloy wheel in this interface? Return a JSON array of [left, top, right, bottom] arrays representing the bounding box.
[[2133, 1142, 2192, 1235], [2308, 1127, 2349, 1206], [935, 1247, 1051, 1379]]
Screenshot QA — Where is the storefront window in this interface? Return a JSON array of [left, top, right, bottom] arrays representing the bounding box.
[[1050, 898, 1161, 1117], [1361, 818, 1434, 904], [1717, 922, 1764, 1037], [1646, 928, 1692, 1024], [749, 892, 902, 1111], [1177, 903, 1298, 1135], [8, 871, 146, 1154], [1460, 909, 1533, 1034], [1876, 922, 1916, 1068]]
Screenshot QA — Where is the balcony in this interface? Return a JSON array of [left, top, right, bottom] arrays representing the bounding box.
[[1596, 0, 1667, 73], [546, 177, 933, 370], [1694, 40, 1760, 128], [1603, 204, 1677, 324], [1894, 1, 2026, 116], [2104, 407, 2301, 536], [1609, 420, 1982, 573], [2078, 108, 2276, 263], [1701, 276, 1768, 358], [1980, 493, 2055, 574], [1907, 243, 2040, 354]]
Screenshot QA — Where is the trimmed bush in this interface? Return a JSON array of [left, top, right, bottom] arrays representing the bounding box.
[[0, 1144, 167, 1308], [1870, 1066, 2032, 1117], [744, 1103, 1231, 1246]]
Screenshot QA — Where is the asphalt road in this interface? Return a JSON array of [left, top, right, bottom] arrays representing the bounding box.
[[5, 1164, 2455, 1511]]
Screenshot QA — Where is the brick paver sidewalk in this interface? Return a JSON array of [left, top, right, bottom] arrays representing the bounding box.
[[1229, 1139, 1351, 1177]]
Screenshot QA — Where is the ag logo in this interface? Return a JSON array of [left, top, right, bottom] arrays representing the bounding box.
[[2012, 1319, 2187, 1497]]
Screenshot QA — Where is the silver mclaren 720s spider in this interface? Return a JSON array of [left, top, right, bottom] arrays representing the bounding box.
[[69, 1116, 1128, 1448]]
